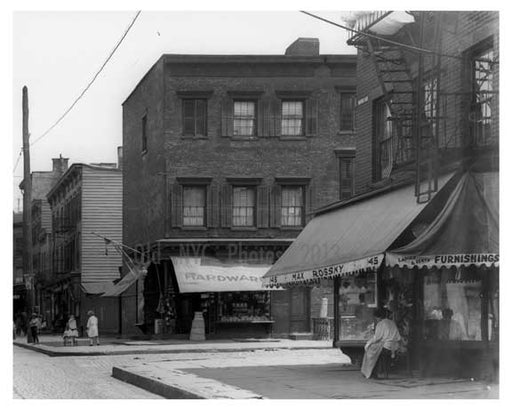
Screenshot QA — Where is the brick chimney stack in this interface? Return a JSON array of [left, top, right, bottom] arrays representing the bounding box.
[[52, 154, 69, 176], [285, 38, 320, 56]]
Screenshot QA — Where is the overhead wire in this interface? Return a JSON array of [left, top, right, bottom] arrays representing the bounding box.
[[30, 10, 142, 147], [13, 149, 23, 173], [300, 10, 467, 61]]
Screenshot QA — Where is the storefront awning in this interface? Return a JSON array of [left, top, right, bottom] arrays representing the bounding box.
[[263, 173, 456, 286], [386, 171, 498, 269], [171, 257, 272, 293]]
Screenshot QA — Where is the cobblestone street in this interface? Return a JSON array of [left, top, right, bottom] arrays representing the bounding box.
[[13, 346, 162, 399]]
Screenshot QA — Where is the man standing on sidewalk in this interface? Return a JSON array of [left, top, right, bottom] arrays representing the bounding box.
[[361, 309, 401, 379]]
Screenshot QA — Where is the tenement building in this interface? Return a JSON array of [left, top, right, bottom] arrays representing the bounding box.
[[45, 160, 122, 335], [264, 11, 499, 380], [121, 38, 357, 338]]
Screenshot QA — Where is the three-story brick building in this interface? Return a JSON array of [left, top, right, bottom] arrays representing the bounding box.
[[122, 38, 357, 338]]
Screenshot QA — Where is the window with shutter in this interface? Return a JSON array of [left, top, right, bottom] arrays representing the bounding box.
[[339, 157, 354, 200], [182, 99, 207, 136], [232, 186, 256, 227], [280, 186, 304, 227], [340, 93, 355, 132], [233, 101, 257, 137], [281, 100, 304, 136]]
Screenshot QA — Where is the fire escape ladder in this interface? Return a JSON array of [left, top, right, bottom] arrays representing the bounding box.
[[414, 13, 442, 203], [366, 38, 415, 179]]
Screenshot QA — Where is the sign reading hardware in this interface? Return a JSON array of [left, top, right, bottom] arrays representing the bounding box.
[[171, 257, 271, 293]]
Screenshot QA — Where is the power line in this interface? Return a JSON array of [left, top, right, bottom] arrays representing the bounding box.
[[300, 11, 466, 61], [13, 149, 23, 173], [30, 10, 142, 147]]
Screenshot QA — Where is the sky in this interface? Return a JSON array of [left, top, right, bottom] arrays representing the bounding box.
[[10, 9, 359, 211]]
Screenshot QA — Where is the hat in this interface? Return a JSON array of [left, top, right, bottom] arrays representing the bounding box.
[[87, 310, 94, 316]]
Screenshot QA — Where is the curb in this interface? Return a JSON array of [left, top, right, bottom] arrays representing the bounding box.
[[112, 367, 204, 399], [14, 341, 333, 357]]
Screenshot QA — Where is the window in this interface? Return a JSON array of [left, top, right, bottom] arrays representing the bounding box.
[[423, 76, 438, 137], [281, 101, 304, 136], [232, 186, 256, 227], [471, 46, 495, 145], [374, 99, 394, 180], [423, 268, 482, 341], [340, 93, 356, 132], [339, 157, 354, 200], [337, 271, 377, 341], [141, 114, 148, 152], [281, 186, 304, 227], [182, 99, 207, 136], [233, 101, 257, 136], [182, 186, 206, 226]]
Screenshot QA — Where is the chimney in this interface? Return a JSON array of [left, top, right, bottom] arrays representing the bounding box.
[[285, 38, 319, 56], [52, 154, 69, 176], [117, 146, 123, 170]]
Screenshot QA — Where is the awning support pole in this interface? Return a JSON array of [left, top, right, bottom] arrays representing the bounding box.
[[333, 277, 340, 345]]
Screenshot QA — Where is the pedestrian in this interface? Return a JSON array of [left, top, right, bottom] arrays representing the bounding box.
[[29, 313, 40, 344], [86, 311, 100, 346], [63, 315, 79, 346], [361, 308, 401, 379]]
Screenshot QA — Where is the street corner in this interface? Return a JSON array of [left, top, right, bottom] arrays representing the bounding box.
[[112, 364, 265, 399]]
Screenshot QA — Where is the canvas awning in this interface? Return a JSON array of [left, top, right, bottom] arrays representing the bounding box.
[[81, 282, 113, 295], [386, 171, 498, 269], [263, 173, 455, 286], [171, 257, 272, 293]]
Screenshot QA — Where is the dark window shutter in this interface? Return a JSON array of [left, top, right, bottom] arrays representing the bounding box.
[[305, 184, 314, 224], [207, 182, 219, 227], [257, 99, 264, 137], [220, 183, 232, 227], [182, 100, 195, 135], [171, 182, 183, 228], [271, 99, 281, 137], [269, 184, 281, 227], [306, 98, 318, 136], [196, 99, 207, 136], [221, 98, 233, 137], [256, 185, 269, 228]]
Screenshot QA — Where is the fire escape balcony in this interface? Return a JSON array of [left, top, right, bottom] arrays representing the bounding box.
[[347, 11, 393, 45]]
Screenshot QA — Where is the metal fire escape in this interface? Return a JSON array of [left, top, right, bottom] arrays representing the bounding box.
[[354, 12, 443, 203]]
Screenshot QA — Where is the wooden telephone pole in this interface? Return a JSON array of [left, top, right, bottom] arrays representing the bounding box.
[[22, 86, 34, 327]]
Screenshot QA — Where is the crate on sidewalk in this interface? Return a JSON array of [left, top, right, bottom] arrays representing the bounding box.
[[313, 317, 334, 340]]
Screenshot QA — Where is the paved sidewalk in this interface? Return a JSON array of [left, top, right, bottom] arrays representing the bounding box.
[[111, 348, 499, 399], [13, 334, 332, 357]]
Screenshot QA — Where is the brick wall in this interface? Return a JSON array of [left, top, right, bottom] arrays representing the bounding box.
[[353, 11, 499, 191], [123, 56, 357, 247]]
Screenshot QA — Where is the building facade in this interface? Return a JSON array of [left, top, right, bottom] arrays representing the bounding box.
[[45, 162, 122, 335], [264, 11, 498, 380], [122, 38, 357, 337]]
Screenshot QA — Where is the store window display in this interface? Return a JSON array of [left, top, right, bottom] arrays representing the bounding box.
[[423, 267, 482, 341], [337, 271, 377, 340]]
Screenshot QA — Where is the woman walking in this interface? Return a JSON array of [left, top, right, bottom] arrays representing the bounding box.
[[86, 311, 100, 346]]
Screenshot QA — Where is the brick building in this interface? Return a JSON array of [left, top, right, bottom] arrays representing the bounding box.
[[264, 12, 498, 379], [45, 161, 122, 335], [121, 38, 357, 338]]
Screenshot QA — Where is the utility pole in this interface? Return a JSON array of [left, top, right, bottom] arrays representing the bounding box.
[[22, 86, 34, 337]]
